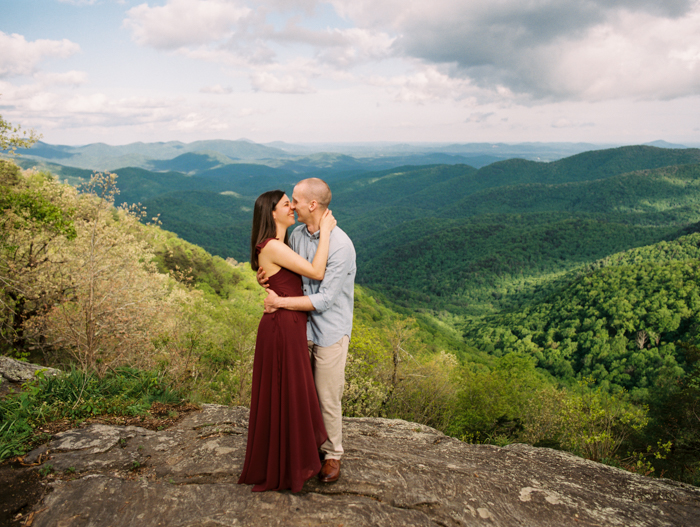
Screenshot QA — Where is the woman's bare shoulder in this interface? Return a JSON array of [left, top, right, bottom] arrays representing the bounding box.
[[258, 238, 291, 256], [260, 238, 285, 249]]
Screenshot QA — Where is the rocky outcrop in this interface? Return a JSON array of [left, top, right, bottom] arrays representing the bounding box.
[[18, 405, 700, 526], [0, 356, 59, 384]]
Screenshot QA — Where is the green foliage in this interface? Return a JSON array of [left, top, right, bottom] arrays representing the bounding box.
[[353, 284, 473, 359], [0, 161, 76, 242], [150, 231, 245, 296], [554, 380, 648, 462], [342, 322, 393, 417], [464, 233, 700, 399], [1, 162, 78, 355], [381, 350, 459, 431], [0, 159, 22, 186], [0, 113, 41, 154], [619, 440, 672, 477], [359, 213, 677, 316], [332, 164, 478, 219], [20, 172, 181, 375], [352, 163, 700, 317], [342, 317, 461, 432], [445, 359, 648, 463], [639, 343, 700, 484], [446, 353, 551, 441], [143, 190, 253, 259], [163, 287, 262, 407], [0, 367, 182, 461]]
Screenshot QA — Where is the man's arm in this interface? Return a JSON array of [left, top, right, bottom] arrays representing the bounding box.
[[256, 267, 270, 289], [264, 288, 315, 313], [305, 239, 355, 313]]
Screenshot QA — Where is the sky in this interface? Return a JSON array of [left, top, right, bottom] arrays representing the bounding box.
[[1, 0, 700, 146]]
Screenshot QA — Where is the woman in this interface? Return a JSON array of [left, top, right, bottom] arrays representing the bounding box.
[[238, 189, 335, 492]]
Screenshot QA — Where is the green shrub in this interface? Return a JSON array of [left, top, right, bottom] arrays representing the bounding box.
[[0, 367, 183, 461]]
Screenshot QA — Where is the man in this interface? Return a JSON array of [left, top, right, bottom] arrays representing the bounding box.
[[259, 177, 356, 483]]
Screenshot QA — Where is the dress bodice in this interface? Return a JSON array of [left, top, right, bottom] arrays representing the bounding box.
[[257, 238, 303, 298], [266, 267, 303, 297]]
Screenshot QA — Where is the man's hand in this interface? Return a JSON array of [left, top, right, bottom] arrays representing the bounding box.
[[257, 267, 269, 289], [264, 288, 279, 313]]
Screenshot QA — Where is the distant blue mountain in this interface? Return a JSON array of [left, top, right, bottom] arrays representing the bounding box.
[[644, 140, 688, 149], [21, 139, 292, 170], [21, 138, 689, 176]]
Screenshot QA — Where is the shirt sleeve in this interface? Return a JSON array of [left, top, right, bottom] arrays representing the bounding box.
[[307, 238, 355, 313]]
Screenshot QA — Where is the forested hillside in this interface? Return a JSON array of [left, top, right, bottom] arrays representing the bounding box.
[[141, 191, 252, 258], [344, 161, 700, 314], [464, 232, 700, 396]]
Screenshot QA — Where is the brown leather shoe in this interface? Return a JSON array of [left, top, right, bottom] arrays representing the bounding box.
[[318, 459, 341, 483]]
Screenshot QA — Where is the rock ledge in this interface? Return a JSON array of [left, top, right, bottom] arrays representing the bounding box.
[[20, 405, 700, 526]]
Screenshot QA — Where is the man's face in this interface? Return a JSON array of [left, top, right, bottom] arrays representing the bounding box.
[[291, 184, 310, 224]]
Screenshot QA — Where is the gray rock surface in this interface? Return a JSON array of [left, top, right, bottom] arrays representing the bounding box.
[[0, 356, 59, 383], [26, 405, 700, 526]]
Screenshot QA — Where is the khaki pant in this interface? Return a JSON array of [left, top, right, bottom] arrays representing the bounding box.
[[308, 335, 349, 460]]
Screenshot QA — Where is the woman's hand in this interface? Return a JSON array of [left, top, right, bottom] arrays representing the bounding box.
[[319, 209, 336, 235]]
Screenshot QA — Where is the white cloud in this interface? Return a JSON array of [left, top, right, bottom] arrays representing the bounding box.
[[368, 64, 486, 104], [34, 71, 89, 87], [258, 0, 320, 11], [123, 1, 700, 103], [557, 9, 700, 100], [312, 28, 395, 68], [123, 1, 395, 94], [174, 112, 228, 131], [5, 0, 700, 145], [1, 76, 184, 127], [182, 45, 276, 68], [0, 32, 80, 78], [124, 0, 251, 49], [325, 0, 700, 101], [250, 71, 315, 93], [267, 22, 395, 68]]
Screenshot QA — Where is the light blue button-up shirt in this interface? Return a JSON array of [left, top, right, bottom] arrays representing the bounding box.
[[289, 224, 356, 347]]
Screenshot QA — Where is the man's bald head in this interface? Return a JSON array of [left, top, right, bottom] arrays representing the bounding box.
[[296, 178, 332, 210]]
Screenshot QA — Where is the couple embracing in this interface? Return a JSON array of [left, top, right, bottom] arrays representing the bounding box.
[[238, 178, 356, 493]]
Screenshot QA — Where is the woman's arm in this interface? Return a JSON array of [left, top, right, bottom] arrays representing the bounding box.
[[261, 210, 336, 280]]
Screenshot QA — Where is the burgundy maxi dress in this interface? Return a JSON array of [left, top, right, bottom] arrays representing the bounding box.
[[238, 239, 328, 492]]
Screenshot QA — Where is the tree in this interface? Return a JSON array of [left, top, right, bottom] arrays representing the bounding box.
[[1, 161, 77, 355], [386, 317, 419, 389], [0, 112, 41, 154], [27, 173, 176, 375], [556, 380, 648, 462]]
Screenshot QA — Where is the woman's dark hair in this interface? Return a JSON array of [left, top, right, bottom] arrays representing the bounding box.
[[250, 189, 289, 270]]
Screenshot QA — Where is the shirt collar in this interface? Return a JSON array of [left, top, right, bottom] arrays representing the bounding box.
[[303, 225, 320, 240]]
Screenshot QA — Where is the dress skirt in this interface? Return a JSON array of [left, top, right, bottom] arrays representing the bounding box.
[[238, 265, 328, 492]]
